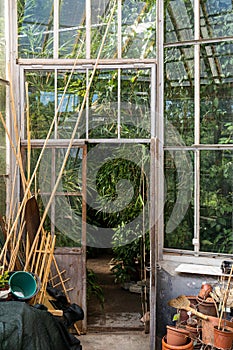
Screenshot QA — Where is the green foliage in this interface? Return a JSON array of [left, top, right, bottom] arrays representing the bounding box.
[[18, 0, 54, 58], [165, 221, 193, 250], [111, 229, 150, 283], [18, 0, 156, 60], [86, 268, 104, 309], [200, 150, 233, 253], [85, 143, 149, 240], [0, 270, 9, 288], [164, 2, 233, 254]]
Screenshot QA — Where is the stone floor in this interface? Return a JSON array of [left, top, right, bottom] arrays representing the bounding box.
[[79, 331, 150, 350]]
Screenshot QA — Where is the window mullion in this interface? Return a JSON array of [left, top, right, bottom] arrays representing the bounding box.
[[54, 0, 59, 59], [151, 64, 156, 138], [194, 1, 200, 254], [194, 150, 200, 254], [118, 68, 121, 138], [86, 0, 91, 59], [86, 68, 89, 138], [55, 69, 58, 138], [117, 0, 122, 59]]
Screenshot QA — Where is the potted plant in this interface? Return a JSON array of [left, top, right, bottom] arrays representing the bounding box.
[[166, 325, 190, 346], [0, 270, 10, 299], [210, 265, 233, 349]]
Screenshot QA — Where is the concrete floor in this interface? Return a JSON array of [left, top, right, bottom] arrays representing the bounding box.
[[79, 331, 150, 350], [83, 255, 150, 349]]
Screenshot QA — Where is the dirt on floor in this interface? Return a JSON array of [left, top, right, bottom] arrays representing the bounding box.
[[87, 253, 149, 332]]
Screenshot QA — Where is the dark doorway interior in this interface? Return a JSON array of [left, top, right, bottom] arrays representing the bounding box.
[[87, 249, 149, 332]]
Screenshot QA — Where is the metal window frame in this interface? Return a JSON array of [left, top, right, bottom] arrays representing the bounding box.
[[19, 61, 156, 143], [162, 0, 233, 260]]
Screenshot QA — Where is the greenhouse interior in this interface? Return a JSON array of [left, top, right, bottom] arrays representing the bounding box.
[[0, 0, 232, 349]]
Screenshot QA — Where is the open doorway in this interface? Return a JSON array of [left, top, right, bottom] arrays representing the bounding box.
[[85, 142, 151, 333], [87, 247, 150, 332]]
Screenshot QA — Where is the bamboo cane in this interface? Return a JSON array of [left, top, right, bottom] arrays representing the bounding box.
[[0, 31, 90, 265], [48, 269, 66, 282], [37, 235, 56, 305], [218, 265, 233, 329]]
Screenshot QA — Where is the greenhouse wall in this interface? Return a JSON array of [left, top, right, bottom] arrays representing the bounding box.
[[0, 1, 6, 216], [1, 1, 233, 349]]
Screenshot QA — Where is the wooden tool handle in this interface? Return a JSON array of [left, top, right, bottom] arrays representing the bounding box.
[[48, 309, 63, 317], [187, 306, 208, 320]]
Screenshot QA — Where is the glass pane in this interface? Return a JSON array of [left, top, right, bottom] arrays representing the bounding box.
[[59, 0, 86, 58], [200, 42, 233, 144], [86, 143, 150, 247], [26, 71, 55, 139], [57, 70, 86, 138], [164, 46, 194, 146], [38, 147, 83, 246], [18, 0, 54, 58], [91, 0, 117, 58], [88, 69, 118, 138], [120, 68, 151, 138], [122, 0, 156, 59], [165, 0, 194, 44], [164, 150, 194, 250], [200, 0, 233, 39], [24, 148, 39, 194], [200, 150, 233, 254], [55, 195, 82, 246], [88, 68, 151, 139]]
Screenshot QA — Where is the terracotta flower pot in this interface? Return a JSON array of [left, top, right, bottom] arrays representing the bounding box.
[[198, 283, 212, 300], [197, 296, 217, 317], [162, 336, 193, 350], [214, 326, 233, 350], [202, 316, 233, 346], [166, 326, 190, 346]]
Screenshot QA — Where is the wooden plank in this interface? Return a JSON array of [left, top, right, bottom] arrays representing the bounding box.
[[54, 247, 86, 333]]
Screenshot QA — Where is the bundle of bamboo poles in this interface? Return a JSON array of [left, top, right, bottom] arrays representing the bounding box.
[[0, 68, 71, 308], [0, 4, 117, 331]]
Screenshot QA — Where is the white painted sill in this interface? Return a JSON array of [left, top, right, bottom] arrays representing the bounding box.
[[162, 254, 233, 276]]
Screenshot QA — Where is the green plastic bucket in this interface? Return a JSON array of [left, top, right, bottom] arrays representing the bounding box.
[[9, 271, 37, 300]]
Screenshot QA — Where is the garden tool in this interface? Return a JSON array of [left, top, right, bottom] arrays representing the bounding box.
[[24, 195, 41, 246], [168, 295, 208, 320]]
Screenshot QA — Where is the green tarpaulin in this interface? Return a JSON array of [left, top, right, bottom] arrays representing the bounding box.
[[0, 301, 82, 350]]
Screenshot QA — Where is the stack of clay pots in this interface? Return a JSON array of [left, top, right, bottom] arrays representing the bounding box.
[[166, 281, 233, 350], [162, 326, 193, 350]]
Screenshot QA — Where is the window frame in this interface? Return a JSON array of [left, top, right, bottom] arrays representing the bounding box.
[[159, 0, 233, 262]]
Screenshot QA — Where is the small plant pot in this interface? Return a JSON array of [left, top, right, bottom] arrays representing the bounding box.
[[214, 326, 233, 350], [162, 336, 193, 350], [166, 326, 190, 346]]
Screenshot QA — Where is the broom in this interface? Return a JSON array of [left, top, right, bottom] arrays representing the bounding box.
[[168, 295, 208, 320]]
